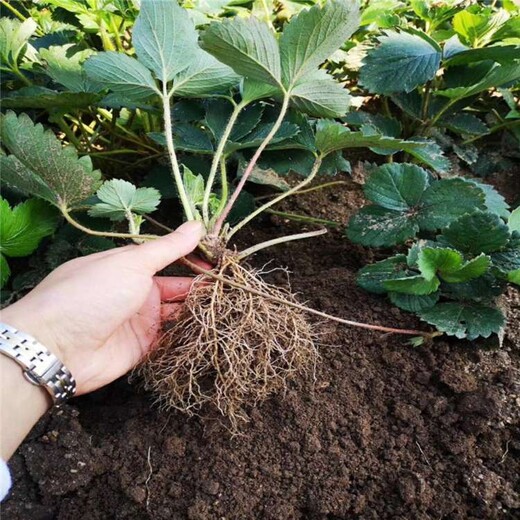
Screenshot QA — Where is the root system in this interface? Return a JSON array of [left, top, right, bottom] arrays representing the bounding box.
[[139, 254, 319, 429]]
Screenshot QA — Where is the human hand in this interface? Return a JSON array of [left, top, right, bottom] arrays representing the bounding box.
[[0, 221, 205, 396]]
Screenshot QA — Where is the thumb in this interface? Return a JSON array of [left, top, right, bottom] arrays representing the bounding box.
[[131, 221, 205, 273]]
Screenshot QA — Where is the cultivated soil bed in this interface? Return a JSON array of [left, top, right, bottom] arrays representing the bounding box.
[[4, 176, 520, 520]]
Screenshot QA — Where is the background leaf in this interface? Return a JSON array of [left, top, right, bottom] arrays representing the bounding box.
[[419, 302, 505, 340], [1, 87, 101, 109], [315, 120, 427, 156], [279, 0, 360, 86], [0, 111, 102, 208], [0, 18, 37, 69], [356, 254, 408, 294], [40, 44, 100, 93], [389, 291, 439, 312], [359, 30, 441, 94], [202, 16, 282, 87], [290, 74, 352, 118], [437, 62, 520, 99], [442, 211, 511, 254], [84, 52, 159, 101], [133, 0, 199, 82], [88, 179, 161, 221], [347, 206, 419, 247], [417, 178, 487, 231], [508, 207, 520, 232], [171, 50, 239, 97], [0, 254, 10, 288], [0, 197, 58, 257], [383, 275, 440, 295], [363, 163, 429, 211]]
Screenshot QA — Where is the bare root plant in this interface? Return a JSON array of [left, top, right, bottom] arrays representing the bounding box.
[[140, 254, 319, 428]]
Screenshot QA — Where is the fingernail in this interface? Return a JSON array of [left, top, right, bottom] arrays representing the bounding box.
[[177, 220, 206, 238]]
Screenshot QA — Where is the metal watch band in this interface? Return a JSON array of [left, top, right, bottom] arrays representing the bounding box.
[[0, 322, 76, 405]]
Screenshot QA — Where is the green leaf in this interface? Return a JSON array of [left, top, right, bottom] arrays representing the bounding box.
[[359, 30, 441, 94], [84, 52, 159, 101], [0, 18, 37, 69], [418, 247, 463, 280], [133, 0, 199, 82], [39, 44, 100, 93], [445, 45, 520, 66], [389, 291, 439, 312], [509, 269, 520, 285], [202, 16, 282, 88], [383, 274, 439, 295], [0, 111, 102, 208], [453, 8, 510, 47], [171, 50, 239, 97], [443, 211, 511, 254], [230, 121, 299, 152], [1, 87, 101, 110], [279, 0, 360, 86], [236, 159, 290, 191], [0, 254, 10, 288], [443, 254, 491, 283], [314, 120, 427, 156], [443, 273, 506, 302], [363, 163, 429, 211], [490, 235, 520, 274], [290, 74, 351, 118], [88, 179, 161, 221], [470, 180, 510, 218], [437, 62, 520, 100], [417, 178, 487, 231], [182, 165, 206, 219], [441, 112, 489, 136], [404, 139, 450, 174], [241, 78, 281, 103], [356, 254, 408, 294], [148, 124, 214, 154], [0, 197, 58, 257], [508, 207, 520, 232], [347, 206, 419, 247], [419, 302, 505, 340], [418, 247, 490, 283]]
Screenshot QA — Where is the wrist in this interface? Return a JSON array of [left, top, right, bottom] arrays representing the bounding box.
[[0, 302, 66, 368], [0, 354, 51, 459]]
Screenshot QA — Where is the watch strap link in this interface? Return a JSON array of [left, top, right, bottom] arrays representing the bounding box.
[[0, 323, 76, 405]]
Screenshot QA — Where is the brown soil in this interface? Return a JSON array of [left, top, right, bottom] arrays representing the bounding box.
[[3, 176, 520, 520]]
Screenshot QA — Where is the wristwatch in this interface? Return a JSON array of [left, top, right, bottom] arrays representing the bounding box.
[[0, 322, 76, 405]]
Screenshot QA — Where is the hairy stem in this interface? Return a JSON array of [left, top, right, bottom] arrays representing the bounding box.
[[238, 229, 327, 260], [161, 87, 195, 221], [61, 207, 157, 241], [209, 157, 230, 229], [0, 0, 26, 21], [143, 215, 174, 233], [203, 101, 246, 225], [266, 209, 342, 228], [255, 180, 350, 201], [228, 155, 323, 239], [212, 93, 290, 236], [54, 116, 83, 149], [179, 257, 435, 338]]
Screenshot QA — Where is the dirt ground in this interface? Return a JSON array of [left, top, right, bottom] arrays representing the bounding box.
[[3, 174, 519, 520]]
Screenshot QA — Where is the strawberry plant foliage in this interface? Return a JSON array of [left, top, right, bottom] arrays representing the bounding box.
[[347, 163, 487, 247], [0, 111, 102, 209], [0, 197, 58, 287], [351, 166, 519, 340], [359, 30, 442, 95]]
